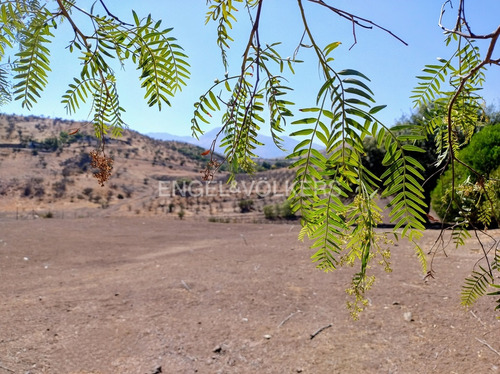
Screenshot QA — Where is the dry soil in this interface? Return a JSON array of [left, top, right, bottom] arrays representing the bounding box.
[[1, 217, 499, 373]]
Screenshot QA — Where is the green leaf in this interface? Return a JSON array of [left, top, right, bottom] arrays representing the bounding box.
[[338, 69, 370, 81], [292, 117, 319, 125], [401, 144, 425, 153], [323, 41, 341, 56], [290, 128, 314, 137]]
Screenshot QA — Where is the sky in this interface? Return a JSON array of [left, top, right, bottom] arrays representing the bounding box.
[[1, 0, 499, 138]]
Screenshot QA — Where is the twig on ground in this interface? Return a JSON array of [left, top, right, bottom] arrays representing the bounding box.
[[310, 323, 332, 340], [0, 364, 15, 373], [434, 344, 449, 359], [469, 310, 486, 327], [475, 337, 500, 357], [181, 280, 191, 291], [278, 309, 301, 328]]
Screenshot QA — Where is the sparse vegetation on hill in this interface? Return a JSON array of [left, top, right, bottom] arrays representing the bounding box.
[[263, 200, 297, 221], [0, 113, 293, 221]]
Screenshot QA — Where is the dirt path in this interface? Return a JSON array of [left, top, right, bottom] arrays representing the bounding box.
[[1, 217, 499, 373]]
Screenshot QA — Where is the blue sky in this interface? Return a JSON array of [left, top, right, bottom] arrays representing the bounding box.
[[2, 0, 499, 137]]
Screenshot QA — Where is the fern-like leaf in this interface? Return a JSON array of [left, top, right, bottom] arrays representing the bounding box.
[[205, 0, 239, 69], [487, 284, 500, 311], [12, 8, 53, 109], [461, 266, 493, 307], [91, 74, 126, 139], [410, 57, 452, 108], [380, 125, 427, 241], [0, 65, 11, 104], [451, 223, 472, 248], [127, 12, 190, 109]]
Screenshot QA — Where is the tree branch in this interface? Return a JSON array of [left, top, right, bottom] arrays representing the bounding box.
[[310, 323, 332, 339], [475, 337, 500, 357], [307, 0, 408, 48], [439, 0, 500, 40], [55, 0, 89, 46], [98, 0, 133, 26], [445, 23, 500, 194]]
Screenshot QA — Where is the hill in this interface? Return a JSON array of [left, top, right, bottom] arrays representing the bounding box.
[[147, 127, 302, 159], [0, 113, 295, 221]]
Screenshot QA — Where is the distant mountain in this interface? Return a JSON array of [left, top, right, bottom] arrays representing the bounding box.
[[147, 128, 302, 159]]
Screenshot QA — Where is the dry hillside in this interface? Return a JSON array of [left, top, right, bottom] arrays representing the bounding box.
[[0, 114, 295, 221]]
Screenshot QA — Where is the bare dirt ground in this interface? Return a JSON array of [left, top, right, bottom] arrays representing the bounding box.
[[1, 217, 499, 374]]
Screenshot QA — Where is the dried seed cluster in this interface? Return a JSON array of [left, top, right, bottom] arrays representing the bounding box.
[[200, 159, 221, 181], [90, 149, 113, 186]]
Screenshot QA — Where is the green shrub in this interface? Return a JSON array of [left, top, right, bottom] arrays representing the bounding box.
[[431, 124, 500, 227], [208, 217, 231, 223], [431, 163, 469, 221], [263, 204, 277, 220], [279, 200, 296, 220], [263, 200, 296, 220], [460, 123, 500, 177], [238, 199, 254, 213]]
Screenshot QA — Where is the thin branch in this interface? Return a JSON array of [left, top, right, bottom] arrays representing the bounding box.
[[458, 0, 474, 37], [307, 0, 408, 47], [474, 229, 493, 276], [310, 323, 332, 339], [444, 14, 500, 199], [475, 337, 500, 357], [237, 0, 264, 142], [349, 15, 357, 50], [292, 30, 307, 60], [422, 163, 447, 188], [240, 0, 263, 76], [55, 0, 89, 46], [439, 0, 500, 40], [278, 310, 301, 328], [469, 310, 485, 326], [220, 0, 264, 166], [0, 364, 15, 373], [98, 0, 133, 26]]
